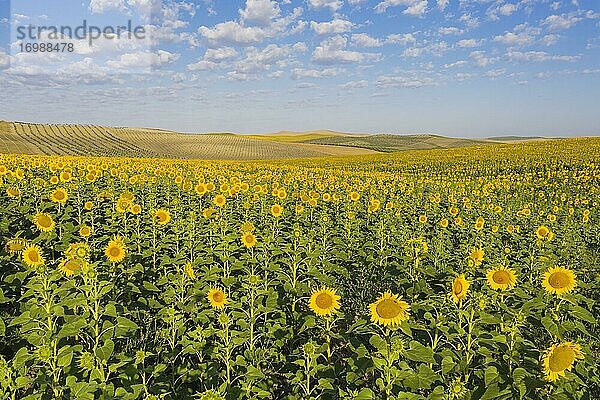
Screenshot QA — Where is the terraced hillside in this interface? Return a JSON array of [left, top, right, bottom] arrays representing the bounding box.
[[303, 134, 494, 152], [0, 122, 378, 160]]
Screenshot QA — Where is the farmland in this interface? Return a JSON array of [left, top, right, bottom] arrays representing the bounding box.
[[0, 138, 599, 399], [0, 121, 510, 160], [0, 122, 378, 160]]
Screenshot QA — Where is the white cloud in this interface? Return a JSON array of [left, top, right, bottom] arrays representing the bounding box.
[[470, 51, 493, 67], [291, 67, 340, 79], [541, 34, 561, 46], [339, 80, 369, 89], [456, 38, 480, 48], [507, 50, 580, 62], [437, 0, 449, 11], [486, 3, 518, 21], [239, 0, 281, 26], [375, 0, 428, 16], [376, 72, 438, 88], [386, 33, 417, 44], [459, 13, 479, 28], [309, 0, 343, 12], [90, 0, 126, 14], [0, 50, 9, 68], [310, 19, 354, 35], [199, 7, 302, 47], [444, 60, 467, 68], [352, 33, 383, 47], [541, 14, 582, 32], [312, 35, 378, 64], [105, 50, 180, 70], [439, 27, 464, 35], [493, 24, 540, 47], [204, 47, 238, 62], [484, 68, 506, 78]]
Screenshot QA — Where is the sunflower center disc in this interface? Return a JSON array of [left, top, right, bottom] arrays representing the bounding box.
[[110, 247, 121, 257], [493, 271, 510, 284], [213, 292, 223, 302], [454, 282, 463, 295], [549, 347, 574, 372], [28, 251, 39, 262], [549, 272, 568, 289], [376, 299, 401, 319], [315, 293, 333, 309]]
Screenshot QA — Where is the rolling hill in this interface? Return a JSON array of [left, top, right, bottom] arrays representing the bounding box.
[[0, 121, 552, 160], [0, 121, 378, 160]]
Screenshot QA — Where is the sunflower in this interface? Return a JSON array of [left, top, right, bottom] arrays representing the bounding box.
[[65, 242, 91, 261], [105, 236, 126, 263], [59, 258, 86, 277], [486, 266, 517, 291], [184, 262, 196, 280], [349, 191, 360, 201], [542, 267, 576, 295], [451, 275, 470, 304], [22, 245, 45, 268], [469, 248, 484, 266], [129, 204, 142, 215], [6, 237, 28, 254], [240, 222, 254, 233], [34, 212, 56, 232], [309, 287, 341, 317], [50, 188, 68, 204], [271, 204, 283, 217], [370, 292, 410, 327], [154, 209, 171, 225], [79, 225, 92, 238], [536, 225, 554, 241], [213, 194, 226, 208], [241, 232, 257, 248], [542, 342, 584, 382], [207, 288, 227, 309]]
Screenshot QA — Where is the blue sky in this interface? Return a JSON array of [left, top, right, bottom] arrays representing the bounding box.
[[0, 0, 598, 137]]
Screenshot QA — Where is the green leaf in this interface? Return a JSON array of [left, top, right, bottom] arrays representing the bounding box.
[[104, 304, 117, 318], [57, 346, 73, 367], [95, 339, 114, 362], [0, 317, 5, 336], [142, 281, 160, 292], [318, 378, 334, 390], [369, 334, 387, 354], [541, 315, 561, 338], [570, 305, 596, 324], [354, 388, 375, 400], [441, 356, 455, 374], [57, 318, 87, 339], [116, 317, 138, 335], [404, 341, 435, 363], [484, 366, 499, 386]]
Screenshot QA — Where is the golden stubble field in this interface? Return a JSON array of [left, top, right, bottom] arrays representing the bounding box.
[[0, 138, 598, 399]]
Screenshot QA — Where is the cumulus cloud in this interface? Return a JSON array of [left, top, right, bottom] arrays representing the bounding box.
[[90, 0, 126, 14], [312, 35, 378, 64], [486, 3, 518, 21], [541, 14, 582, 32], [506, 50, 580, 62], [386, 33, 417, 44], [106, 50, 180, 69], [470, 51, 494, 67], [308, 0, 343, 12], [437, 0, 449, 11], [339, 80, 369, 89], [291, 67, 340, 79], [199, 6, 302, 47], [493, 24, 540, 47], [352, 33, 383, 47], [439, 27, 464, 35], [376, 72, 438, 88], [239, 0, 281, 26], [375, 0, 428, 16], [456, 39, 481, 48], [310, 19, 354, 35]]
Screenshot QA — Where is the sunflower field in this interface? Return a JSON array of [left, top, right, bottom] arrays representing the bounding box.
[[0, 138, 599, 400]]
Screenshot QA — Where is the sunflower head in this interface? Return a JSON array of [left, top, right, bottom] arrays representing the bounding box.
[[542, 342, 584, 382], [451, 274, 470, 304], [468, 248, 484, 266], [22, 245, 45, 268], [105, 236, 126, 263], [154, 209, 171, 225], [50, 188, 68, 204], [370, 292, 410, 328], [79, 225, 92, 238], [543, 267, 576, 296], [309, 287, 341, 317], [6, 237, 28, 254], [213, 194, 226, 208], [271, 204, 283, 217], [486, 266, 517, 291], [241, 232, 257, 248], [184, 262, 196, 280], [34, 212, 56, 233], [59, 258, 87, 277], [208, 288, 227, 309]]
